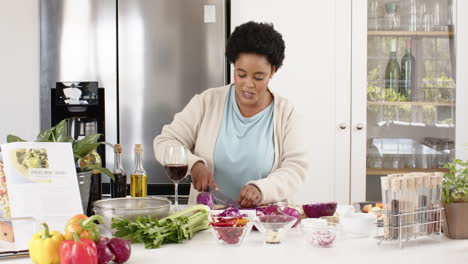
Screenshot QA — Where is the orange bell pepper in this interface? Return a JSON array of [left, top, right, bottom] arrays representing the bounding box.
[[64, 214, 104, 241]]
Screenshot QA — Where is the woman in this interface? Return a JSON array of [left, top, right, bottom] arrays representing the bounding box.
[[154, 21, 308, 208]]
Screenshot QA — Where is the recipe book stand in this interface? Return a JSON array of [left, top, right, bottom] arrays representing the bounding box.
[[0, 216, 37, 259]]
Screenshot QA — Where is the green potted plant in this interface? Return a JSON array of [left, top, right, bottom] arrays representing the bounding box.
[[6, 119, 114, 213], [442, 159, 468, 239]]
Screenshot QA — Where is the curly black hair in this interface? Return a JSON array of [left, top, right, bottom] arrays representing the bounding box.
[[226, 21, 285, 70]]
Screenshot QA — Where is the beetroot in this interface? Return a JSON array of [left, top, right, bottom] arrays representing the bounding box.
[[108, 237, 132, 263], [96, 237, 114, 264], [302, 202, 337, 218]]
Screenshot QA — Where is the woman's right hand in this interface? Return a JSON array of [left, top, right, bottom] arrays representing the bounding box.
[[191, 161, 219, 192]]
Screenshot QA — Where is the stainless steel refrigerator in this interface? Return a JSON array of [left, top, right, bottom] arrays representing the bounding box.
[[40, 0, 228, 187]]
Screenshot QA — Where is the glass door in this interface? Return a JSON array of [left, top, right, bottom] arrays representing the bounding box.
[[365, 0, 456, 201]]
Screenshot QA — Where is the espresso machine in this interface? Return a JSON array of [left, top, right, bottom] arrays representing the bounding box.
[[51, 81, 106, 164]]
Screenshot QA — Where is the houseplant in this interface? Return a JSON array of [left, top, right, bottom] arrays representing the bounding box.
[[441, 159, 468, 239], [7, 119, 113, 178], [6, 119, 114, 213]]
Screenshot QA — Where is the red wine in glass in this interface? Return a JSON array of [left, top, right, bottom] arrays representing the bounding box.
[[164, 145, 188, 211], [164, 164, 188, 182]]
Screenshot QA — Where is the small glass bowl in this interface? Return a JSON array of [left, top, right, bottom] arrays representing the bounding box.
[[300, 219, 338, 248], [252, 215, 297, 244], [210, 222, 253, 247]]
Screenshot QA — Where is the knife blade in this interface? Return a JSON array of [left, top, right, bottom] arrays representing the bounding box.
[[209, 187, 240, 208]]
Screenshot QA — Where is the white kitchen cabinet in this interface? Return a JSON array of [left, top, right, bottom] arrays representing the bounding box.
[[231, 0, 352, 204], [231, 0, 468, 204]]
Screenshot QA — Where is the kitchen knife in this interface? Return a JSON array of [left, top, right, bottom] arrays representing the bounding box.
[[209, 187, 240, 208]]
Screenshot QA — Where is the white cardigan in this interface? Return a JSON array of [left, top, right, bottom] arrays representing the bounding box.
[[153, 84, 308, 205]]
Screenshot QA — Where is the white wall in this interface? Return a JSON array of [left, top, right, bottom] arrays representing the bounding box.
[[456, 0, 468, 161], [0, 1, 40, 144]]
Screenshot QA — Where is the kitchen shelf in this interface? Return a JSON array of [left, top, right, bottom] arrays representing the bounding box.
[[367, 168, 449, 176], [368, 101, 454, 107], [368, 30, 453, 38]]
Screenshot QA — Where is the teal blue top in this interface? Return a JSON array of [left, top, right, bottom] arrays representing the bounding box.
[[213, 85, 275, 200]]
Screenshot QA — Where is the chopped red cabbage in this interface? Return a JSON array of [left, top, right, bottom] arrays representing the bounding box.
[[256, 204, 301, 227], [196, 192, 215, 209], [282, 207, 301, 227], [215, 208, 247, 218], [302, 202, 337, 218], [256, 204, 284, 216]]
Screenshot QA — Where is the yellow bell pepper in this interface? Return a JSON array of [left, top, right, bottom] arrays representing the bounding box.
[[29, 223, 64, 264]]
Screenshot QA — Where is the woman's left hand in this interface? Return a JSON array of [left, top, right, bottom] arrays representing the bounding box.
[[237, 184, 262, 208]]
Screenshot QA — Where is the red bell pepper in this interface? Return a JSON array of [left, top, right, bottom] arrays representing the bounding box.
[[210, 217, 250, 227], [59, 232, 98, 264]]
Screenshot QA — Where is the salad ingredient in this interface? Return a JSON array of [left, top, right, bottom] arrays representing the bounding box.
[[361, 203, 383, 219], [210, 208, 250, 245], [256, 204, 301, 227], [266, 231, 281, 243], [256, 204, 283, 216], [96, 237, 114, 264], [29, 223, 64, 264], [302, 202, 337, 218], [64, 214, 104, 241], [215, 208, 247, 218], [255, 215, 297, 244], [210, 217, 250, 227], [196, 192, 215, 209], [308, 230, 336, 247], [108, 237, 132, 263], [282, 207, 301, 227], [59, 232, 98, 264], [301, 219, 336, 247], [213, 226, 245, 244], [112, 204, 210, 249]]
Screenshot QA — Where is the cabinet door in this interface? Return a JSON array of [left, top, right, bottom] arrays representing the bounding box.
[[231, 0, 352, 203], [351, 0, 466, 202]]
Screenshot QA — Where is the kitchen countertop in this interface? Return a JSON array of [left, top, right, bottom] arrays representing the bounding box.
[[3, 227, 468, 264]]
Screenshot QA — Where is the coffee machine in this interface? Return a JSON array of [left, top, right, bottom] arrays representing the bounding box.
[[51, 81, 106, 165]]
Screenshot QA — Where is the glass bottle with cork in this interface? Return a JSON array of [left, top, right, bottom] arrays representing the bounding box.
[[385, 38, 400, 94], [130, 144, 148, 197], [111, 144, 127, 198]]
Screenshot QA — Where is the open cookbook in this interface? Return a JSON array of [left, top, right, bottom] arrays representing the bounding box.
[[0, 142, 83, 257]]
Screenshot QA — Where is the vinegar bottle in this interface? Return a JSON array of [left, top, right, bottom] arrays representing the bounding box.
[[130, 144, 148, 197], [111, 144, 127, 198]]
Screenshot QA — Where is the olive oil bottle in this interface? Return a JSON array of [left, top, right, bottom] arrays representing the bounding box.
[[130, 144, 148, 197]]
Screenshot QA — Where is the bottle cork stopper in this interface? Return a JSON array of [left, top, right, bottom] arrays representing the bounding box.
[[401, 177, 408, 190], [434, 172, 445, 177], [381, 177, 391, 190], [407, 177, 415, 190], [135, 144, 142, 153], [423, 175, 431, 188], [391, 178, 401, 192], [92, 169, 101, 174], [114, 144, 122, 153]]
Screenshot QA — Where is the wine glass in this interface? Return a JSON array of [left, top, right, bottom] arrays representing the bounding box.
[[164, 145, 188, 211]]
